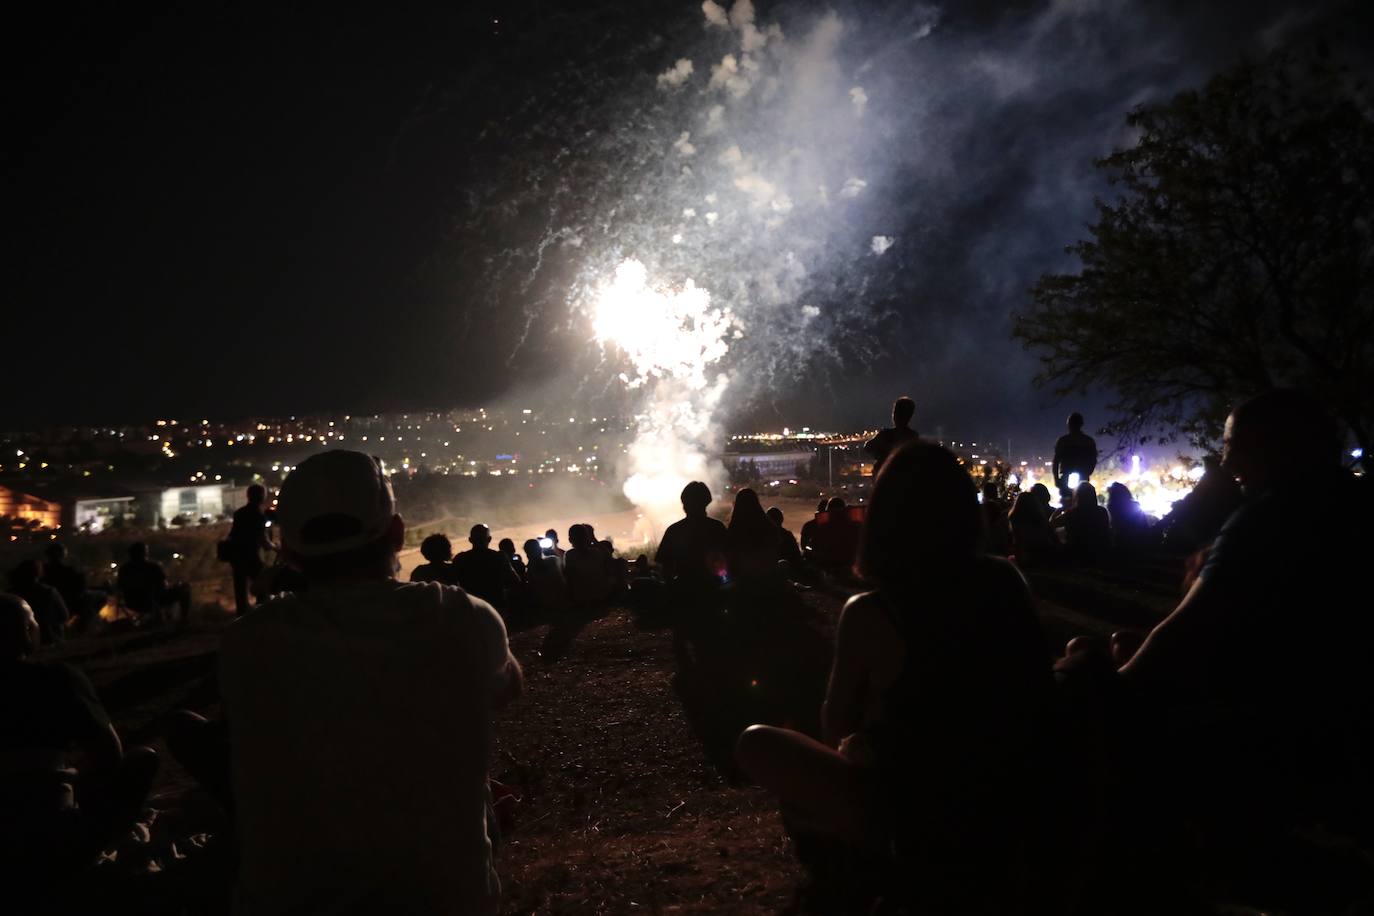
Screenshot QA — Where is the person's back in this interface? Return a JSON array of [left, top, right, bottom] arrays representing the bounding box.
[[42, 555, 87, 619], [222, 582, 508, 914], [411, 534, 460, 586], [118, 557, 165, 616], [725, 489, 780, 582], [452, 548, 511, 606], [10, 562, 68, 644], [565, 526, 614, 607], [229, 502, 267, 565], [864, 396, 919, 472], [657, 514, 727, 582]]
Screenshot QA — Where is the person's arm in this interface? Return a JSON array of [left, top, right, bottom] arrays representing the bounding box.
[[862, 431, 883, 461], [821, 594, 876, 747], [1118, 575, 1221, 693], [1051, 443, 1063, 487], [1086, 437, 1098, 477]]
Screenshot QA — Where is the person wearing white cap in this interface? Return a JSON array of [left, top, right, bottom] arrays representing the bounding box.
[[215, 450, 521, 915]]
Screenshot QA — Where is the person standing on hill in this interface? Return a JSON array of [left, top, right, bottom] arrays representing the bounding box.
[[863, 396, 919, 474], [1052, 412, 1098, 501], [228, 485, 275, 616]]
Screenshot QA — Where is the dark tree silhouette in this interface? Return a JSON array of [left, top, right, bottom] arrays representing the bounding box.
[[1015, 45, 1374, 470]]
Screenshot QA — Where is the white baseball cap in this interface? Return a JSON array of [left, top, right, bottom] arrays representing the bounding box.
[[276, 450, 397, 557]]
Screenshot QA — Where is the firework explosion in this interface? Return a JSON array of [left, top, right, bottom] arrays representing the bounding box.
[[571, 0, 922, 533]]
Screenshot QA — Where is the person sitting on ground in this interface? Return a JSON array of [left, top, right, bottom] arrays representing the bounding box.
[[1117, 390, 1374, 851], [43, 542, 101, 627], [767, 507, 804, 568], [981, 481, 1012, 556], [798, 498, 828, 557], [410, 533, 460, 585], [9, 559, 69, 645], [453, 524, 522, 608], [498, 538, 526, 582], [863, 396, 919, 473], [227, 484, 276, 616], [1157, 454, 1243, 552], [1029, 482, 1054, 518], [176, 449, 522, 915], [1052, 412, 1098, 502], [0, 593, 159, 888], [116, 543, 191, 624], [520, 537, 569, 615], [564, 524, 616, 609], [1105, 482, 1151, 552], [725, 488, 780, 583], [1008, 489, 1059, 567], [543, 529, 565, 563], [736, 442, 1053, 912], [656, 481, 728, 586], [807, 496, 861, 570], [1052, 482, 1111, 563]]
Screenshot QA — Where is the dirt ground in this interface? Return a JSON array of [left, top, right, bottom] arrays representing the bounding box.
[[30, 552, 1182, 915]]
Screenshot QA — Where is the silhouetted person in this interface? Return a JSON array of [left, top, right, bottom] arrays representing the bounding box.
[[0, 594, 158, 890], [10, 559, 69, 645], [1008, 490, 1058, 567], [1120, 390, 1374, 847], [228, 484, 275, 616], [1106, 482, 1151, 552], [43, 542, 101, 626], [798, 498, 828, 556], [117, 543, 190, 623], [453, 524, 521, 607], [808, 496, 861, 570], [726, 488, 780, 582], [498, 538, 526, 582], [981, 481, 1012, 556], [411, 533, 461, 585], [1158, 454, 1243, 552], [863, 396, 918, 472], [766, 507, 803, 567], [565, 524, 615, 608], [655, 481, 728, 585], [1052, 482, 1111, 563], [544, 529, 565, 563], [179, 450, 521, 914], [1052, 412, 1098, 501], [736, 442, 1052, 912], [521, 537, 569, 614]]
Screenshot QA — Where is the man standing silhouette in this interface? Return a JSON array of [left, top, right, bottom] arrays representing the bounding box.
[[1052, 412, 1098, 501]]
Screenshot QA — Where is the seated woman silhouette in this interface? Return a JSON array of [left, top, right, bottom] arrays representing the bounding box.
[[725, 488, 780, 584], [735, 441, 1052, 909]]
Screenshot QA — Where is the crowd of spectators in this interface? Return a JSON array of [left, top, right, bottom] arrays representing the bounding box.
[[1, 388, 1369, 913]]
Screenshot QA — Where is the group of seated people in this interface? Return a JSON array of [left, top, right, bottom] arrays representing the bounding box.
[[1, 389, 1369, 913], [6, 541, 191, 645], [410, 522, 628, 616]]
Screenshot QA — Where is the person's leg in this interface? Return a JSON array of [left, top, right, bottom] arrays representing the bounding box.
[[167, 710, 234, 814], [735, 724, 867, 844], [231, 564, 251, 616]]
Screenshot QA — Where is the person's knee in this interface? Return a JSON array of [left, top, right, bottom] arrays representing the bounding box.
[[735, 724, 782, 777]]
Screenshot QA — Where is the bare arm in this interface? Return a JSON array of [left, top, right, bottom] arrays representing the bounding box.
[[821, 595, 875, 747], [1118, 575, 1218, 692]]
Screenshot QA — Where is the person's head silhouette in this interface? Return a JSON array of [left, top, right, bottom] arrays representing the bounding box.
[[893, 396, 916, 429], [856, 441, 982, 584], [680, 481, 712, 516], [469, 524, 492, 549], [1222, 389, 1341, 494], [129, 542, 149, 563], [247, 484, 266, 506], [1067, 412, 1085, 433], [420, 533, 453, 564]]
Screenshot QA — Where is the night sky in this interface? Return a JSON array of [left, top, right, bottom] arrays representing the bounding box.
[[7, 1, 1372, 449]]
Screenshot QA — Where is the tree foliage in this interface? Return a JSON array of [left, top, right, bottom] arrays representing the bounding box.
[[1015, 45, 1374, 468]]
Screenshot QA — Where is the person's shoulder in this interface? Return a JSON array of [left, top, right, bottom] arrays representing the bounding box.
[[976, 554, 1031, 591]]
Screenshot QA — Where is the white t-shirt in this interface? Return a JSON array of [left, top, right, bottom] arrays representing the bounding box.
[[220, 580, 515, 915]]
